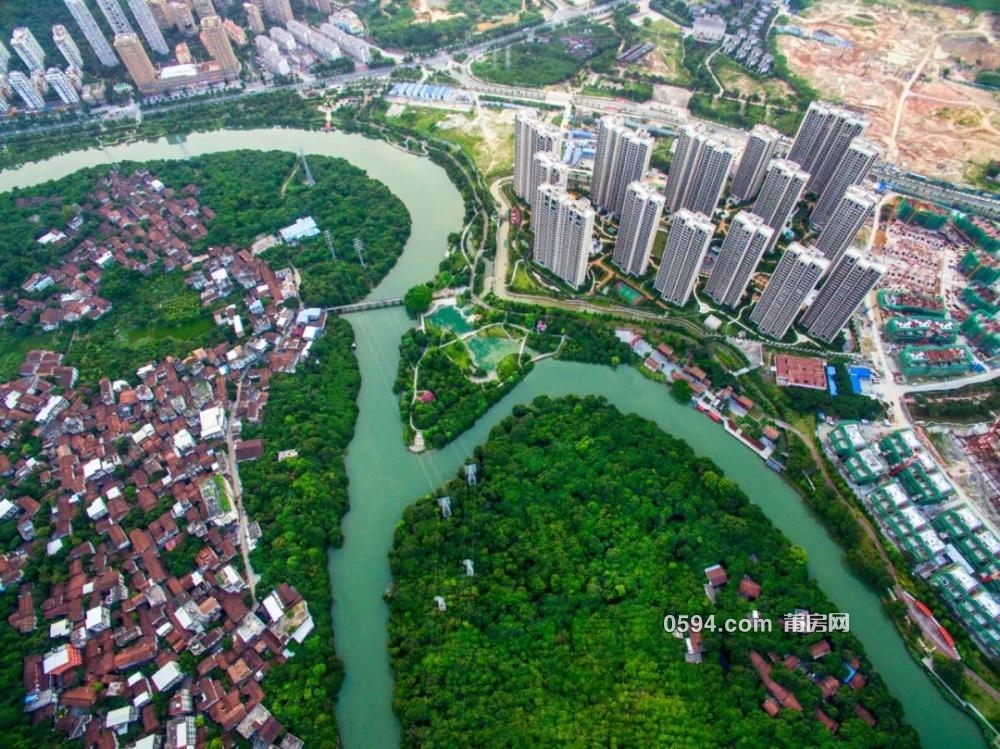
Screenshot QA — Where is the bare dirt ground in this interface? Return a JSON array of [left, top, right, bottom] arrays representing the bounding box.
[[439, 106, 516, 177], [410, 0, 466, 24], [777, 0, 999, 184]]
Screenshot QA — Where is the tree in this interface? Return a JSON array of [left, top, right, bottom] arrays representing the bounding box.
[[933, 654, 965, 695], [404, 284, 433, 318], [670, 378, 693, 403]]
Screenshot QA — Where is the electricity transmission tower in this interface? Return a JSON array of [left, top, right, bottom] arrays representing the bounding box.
[[323, 230, 337, 260], [299, 148, 315, 187]]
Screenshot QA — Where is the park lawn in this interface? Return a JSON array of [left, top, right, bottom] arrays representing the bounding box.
[[388, 106, 450, 135], [509, 262, 556, 297], [441, 339, 474, 372], [477, 324, 516, 340], [650, 228, 669, 260], [712, 343, 748, 372], [214, 474, 231, 512], [122, 317, 217, 346]]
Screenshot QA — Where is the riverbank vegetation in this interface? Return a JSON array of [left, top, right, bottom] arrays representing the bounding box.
[[388, 396, 917, 747], [238, 322, 360, 744]]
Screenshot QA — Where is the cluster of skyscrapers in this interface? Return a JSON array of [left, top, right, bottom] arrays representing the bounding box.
[[515, 111, 664, 290], [649, 100, 885, 342], [514, 110, 594, 289], [0, 26, 86, 112], [0, 0, 248, 111], [515, 98, 886, 344], [738, 102, 886, 342]]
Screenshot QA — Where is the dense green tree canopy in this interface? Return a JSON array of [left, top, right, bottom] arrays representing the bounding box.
[[388, 397, 916, 748], [671, 377, 693, 403], [404, 284, 434, 317]]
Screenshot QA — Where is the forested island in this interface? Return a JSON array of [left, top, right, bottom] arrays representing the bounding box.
[[0, 150, 410, 383], [388, 396, 917, 747]]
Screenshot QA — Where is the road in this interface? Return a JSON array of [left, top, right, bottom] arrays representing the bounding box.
[[901, 368, 1000, 394], [4, 0, 999, 230], [885, 34, 937, 164], [861, 192, 909, 426], [872, 165, 1000, 221], [225, 377, 259, 604]]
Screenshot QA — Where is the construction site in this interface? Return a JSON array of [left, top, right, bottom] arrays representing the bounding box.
[[960, 421, 1000, 516], [931, 419, 1000, 524], [777, 0, 1000, 184]]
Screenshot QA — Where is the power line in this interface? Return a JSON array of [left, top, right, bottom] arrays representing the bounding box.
[[323, 229, 337, 260], [299, 148, 315, 187]]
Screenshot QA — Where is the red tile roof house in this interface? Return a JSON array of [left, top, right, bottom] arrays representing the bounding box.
[[815, 707, 839, 733], [738, 577, 761, 601], [809, 639, 832, 659], [704, 564, 728, 588]]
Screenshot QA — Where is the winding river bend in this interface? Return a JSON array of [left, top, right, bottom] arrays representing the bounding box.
[[0, 129, 983, 749]]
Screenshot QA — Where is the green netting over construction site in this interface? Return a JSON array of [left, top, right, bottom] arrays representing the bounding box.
[[877, 289, 947, 318], [955, 215, 1000, 254], [961, 286, 1000, 315], [885, 316, 958, 344], [898, 344, 974, 377], [897, 199, 948, 230], [961, 250, 1000, 285], [961, 313, 1000, 357]]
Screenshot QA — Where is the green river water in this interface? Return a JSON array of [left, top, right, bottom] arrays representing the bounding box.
[[0, 128, 984, 749]]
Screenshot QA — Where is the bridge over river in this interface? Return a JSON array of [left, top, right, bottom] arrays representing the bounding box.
[[326, 297, 404, 315]]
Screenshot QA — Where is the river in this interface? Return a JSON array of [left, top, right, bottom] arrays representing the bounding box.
[[0, 128, 984, 749]]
